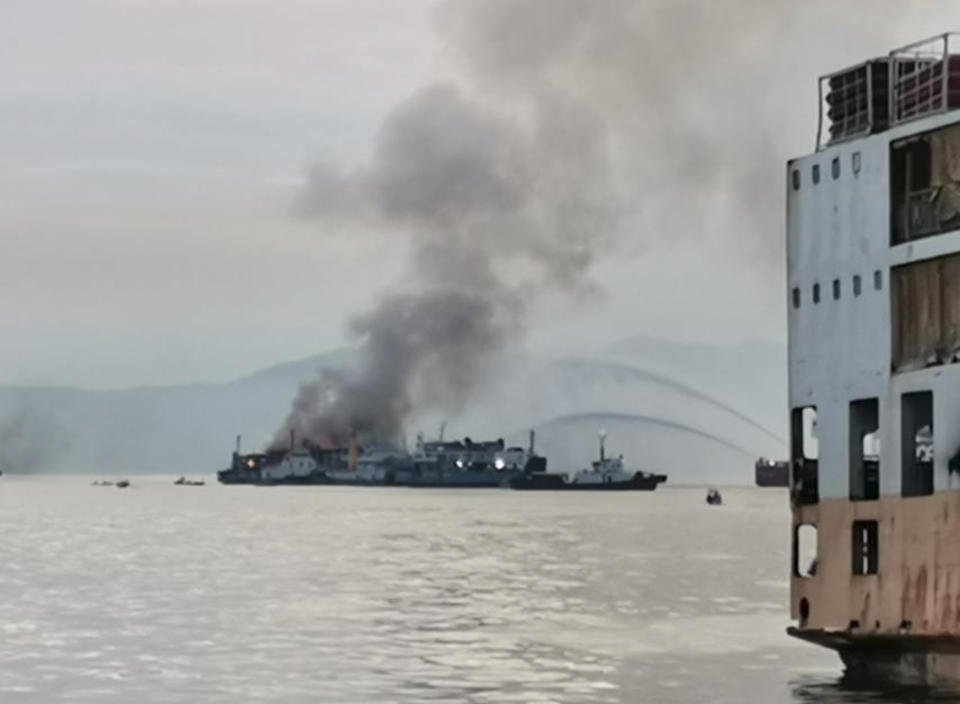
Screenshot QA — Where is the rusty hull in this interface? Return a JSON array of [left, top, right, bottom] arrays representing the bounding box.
[[791, 493, 960, 680]]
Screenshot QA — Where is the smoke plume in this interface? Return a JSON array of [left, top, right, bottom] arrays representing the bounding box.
[[275, 0, 922, 449], [0, 407, 66, 473]]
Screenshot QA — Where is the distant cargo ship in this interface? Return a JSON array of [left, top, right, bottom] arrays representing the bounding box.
[[755, 458, 789, 487]]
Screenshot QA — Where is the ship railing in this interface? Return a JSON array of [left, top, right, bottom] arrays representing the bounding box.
[[890, 33, 960, 127], [815, 33, 960, 150], [816, 60, 884, 151]]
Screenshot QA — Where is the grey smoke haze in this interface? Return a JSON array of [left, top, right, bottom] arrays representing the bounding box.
[[275, 0, 924, 448], [0, 408, 66, 473]]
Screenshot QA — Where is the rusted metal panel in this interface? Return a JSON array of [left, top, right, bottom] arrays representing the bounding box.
[[792, 495, 960, 634], [894, 258, 941, 371]]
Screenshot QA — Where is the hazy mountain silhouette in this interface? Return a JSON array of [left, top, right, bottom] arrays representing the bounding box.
[[0, 337, 785, 483]]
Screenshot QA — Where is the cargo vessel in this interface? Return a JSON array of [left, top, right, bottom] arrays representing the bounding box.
[[786, 33, 960, 683], [755, 457, 789, 487]]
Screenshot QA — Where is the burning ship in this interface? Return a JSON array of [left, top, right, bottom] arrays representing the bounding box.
[[787, 33, 960, 682], [218, 430, 547, 488]]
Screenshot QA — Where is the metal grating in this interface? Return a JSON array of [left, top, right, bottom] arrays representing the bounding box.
[[815, 33, 960, 150], [817, 60, 889, 150], [890, 33, 960, 126]]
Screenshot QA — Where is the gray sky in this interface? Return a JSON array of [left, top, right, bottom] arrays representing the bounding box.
[[0, 1, 955, 388]]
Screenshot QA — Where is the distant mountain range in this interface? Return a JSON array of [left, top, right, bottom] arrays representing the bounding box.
[[0, 336, 786, 484]]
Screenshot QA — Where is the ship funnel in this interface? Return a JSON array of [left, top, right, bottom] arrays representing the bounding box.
[[348, 429, 358, 471], [528, 429, 536, 455]]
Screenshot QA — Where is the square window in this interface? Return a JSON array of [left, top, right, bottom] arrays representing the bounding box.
[[852, 151, 861, 175], [792, 287, 801, 309], [832, 157, 840, 180], [852, 520, 878, 575], [813, 283, 820, 304], [874, 270, 883, 291], [853, 274, 862, 297], [833, 278, 841, 300], [792, 170, 800, 191], [812, 164, 821, 184]]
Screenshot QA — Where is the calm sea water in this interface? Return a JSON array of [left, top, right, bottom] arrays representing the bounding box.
[[0, 479, 949, 703]]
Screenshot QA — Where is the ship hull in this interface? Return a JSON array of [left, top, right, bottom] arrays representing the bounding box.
[[324, 469, 523, 488], [253, 473, 336, 486], [789, 628, 960, 685], [509, 472, 667, 491]]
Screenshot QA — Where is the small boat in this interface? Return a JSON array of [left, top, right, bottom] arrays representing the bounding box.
[[510, 431, 666, 491], [91, 480, 114, 487], [174, 476, 205, 486], [115, 480, 130, 489], [706, 488, 723, 505]]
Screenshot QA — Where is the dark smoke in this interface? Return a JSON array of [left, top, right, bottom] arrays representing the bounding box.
[[276, 0, 921, 449], [0, 407, 66, 473], [275, 80, 612, 448]]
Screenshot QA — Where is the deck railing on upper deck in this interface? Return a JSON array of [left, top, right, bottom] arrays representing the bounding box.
[[816, 33, 960, 151], [890, 33, 960, 126]]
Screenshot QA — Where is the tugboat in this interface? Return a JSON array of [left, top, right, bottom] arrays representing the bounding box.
[[510, 431, 666, 491]]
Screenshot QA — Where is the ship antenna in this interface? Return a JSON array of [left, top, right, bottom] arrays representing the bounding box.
[[599, 429, 607, 463], [438, 421, 446, 442]]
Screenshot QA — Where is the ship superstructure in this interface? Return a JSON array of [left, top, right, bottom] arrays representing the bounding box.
[[217, 432, 547, 488], [787, 34, 960, 682]]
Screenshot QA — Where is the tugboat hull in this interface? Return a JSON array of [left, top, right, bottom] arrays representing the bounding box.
[[509, 472, 666, 491]]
